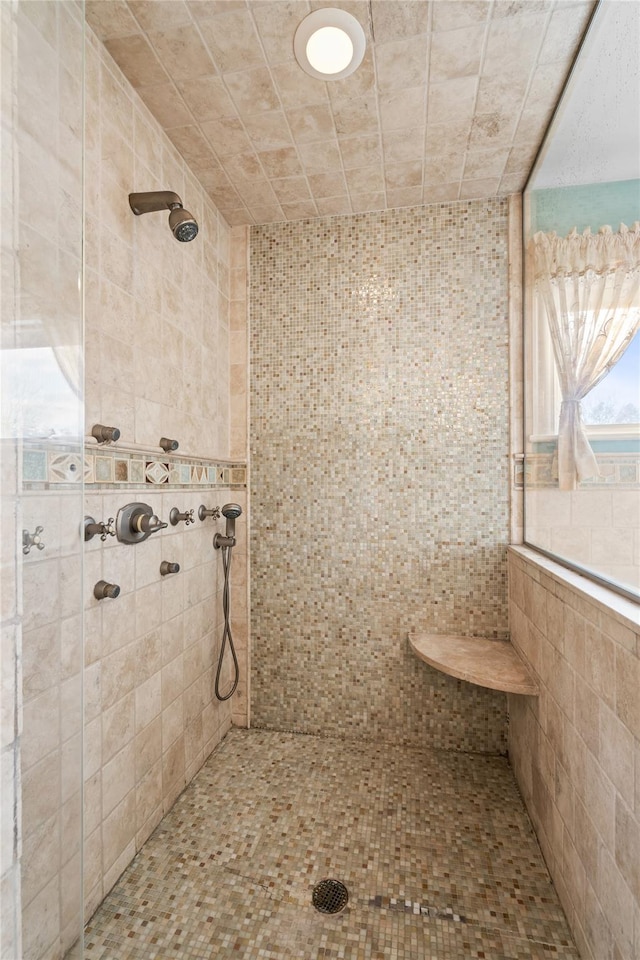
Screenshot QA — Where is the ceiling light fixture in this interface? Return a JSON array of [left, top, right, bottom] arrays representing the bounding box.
[[294, 8, 366, 81]]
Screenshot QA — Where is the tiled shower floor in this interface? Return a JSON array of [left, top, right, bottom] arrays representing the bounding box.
[[84, 729, 579, 959]]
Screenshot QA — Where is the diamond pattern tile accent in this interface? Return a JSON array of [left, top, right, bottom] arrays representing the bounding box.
[[48, 453, 83, 483], [145, 460, 170, 484]]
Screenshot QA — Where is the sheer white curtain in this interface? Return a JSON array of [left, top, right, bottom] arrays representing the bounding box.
[[530, 222, 640, 490]]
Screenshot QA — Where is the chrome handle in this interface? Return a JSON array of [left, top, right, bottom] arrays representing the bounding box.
[[22, 526, 45, 555], [198, 505, 221, 521], [134, 512, 168, 536], [84, 516, 116, 542], [170, 507, 195, 526]]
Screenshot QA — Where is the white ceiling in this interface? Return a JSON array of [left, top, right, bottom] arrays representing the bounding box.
[[86, 0, 596, 225], [532, 0, 640, 189]]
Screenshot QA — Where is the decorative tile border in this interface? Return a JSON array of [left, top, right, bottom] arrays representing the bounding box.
[[518, 452, 640, 488], [21, 442, 246, 490]]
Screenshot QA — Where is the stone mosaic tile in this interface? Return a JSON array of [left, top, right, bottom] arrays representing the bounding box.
[[22, 450, 47, 481], [129, 459, 145, 483], [84, 729, 579, 960], [114, 458, 129, 482], [249, 201, 510, 751], [94, 455, 113, 482]]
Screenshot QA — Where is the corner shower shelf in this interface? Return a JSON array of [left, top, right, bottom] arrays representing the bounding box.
[[408, 633, 539, 696]]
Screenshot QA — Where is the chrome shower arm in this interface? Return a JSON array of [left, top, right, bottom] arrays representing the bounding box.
[[128, 191, 183, 215]]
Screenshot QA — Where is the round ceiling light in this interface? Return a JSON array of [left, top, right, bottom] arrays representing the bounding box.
[[294, 8, 366, 81]]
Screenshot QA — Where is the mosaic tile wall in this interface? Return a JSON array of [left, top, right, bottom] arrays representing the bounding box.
[[250, 200, 511, 752], [229, 226, 250, 462]]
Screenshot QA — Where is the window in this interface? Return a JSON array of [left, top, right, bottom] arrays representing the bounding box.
[[0, 347, 82, 440], [582, 330, 640, 426], [529, 310, 640, 443]]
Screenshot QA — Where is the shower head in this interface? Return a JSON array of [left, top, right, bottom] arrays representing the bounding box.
[[221, 503, 242, 541], [128, 190, 199, 242], [169, 206, 198, 242]]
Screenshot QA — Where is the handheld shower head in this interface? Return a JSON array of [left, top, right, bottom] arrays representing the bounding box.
[[128, 191, 199, 242], [213, 503, 242, 549], [221, 503, 242, 540]]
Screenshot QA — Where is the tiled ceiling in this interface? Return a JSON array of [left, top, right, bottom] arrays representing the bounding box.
[[86, 0, 595, 226]]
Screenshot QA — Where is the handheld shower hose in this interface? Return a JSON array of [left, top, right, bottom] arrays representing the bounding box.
[[214, 504, 242, 701]]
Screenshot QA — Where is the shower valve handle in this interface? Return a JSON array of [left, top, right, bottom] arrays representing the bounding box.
[[84, 516, 116, 542], [116, 502, 168, 544], [135, 512, 168, 535], [170, 507, 195, 526], [198, 505, 221, 521], [22, 526, 45, 555]]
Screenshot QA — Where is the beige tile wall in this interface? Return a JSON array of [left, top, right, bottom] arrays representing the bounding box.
[[82, 485, 245, 918], [82, 23, 247, 924], [20, 493, 84, 960], [4, 7, 248, 952], [508, 546, 640, 960], [525, 487, 640, 594], [84, 29, 231, 461]]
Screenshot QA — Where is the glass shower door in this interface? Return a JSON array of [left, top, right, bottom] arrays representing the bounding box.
[[1, 1, 85, 956]]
